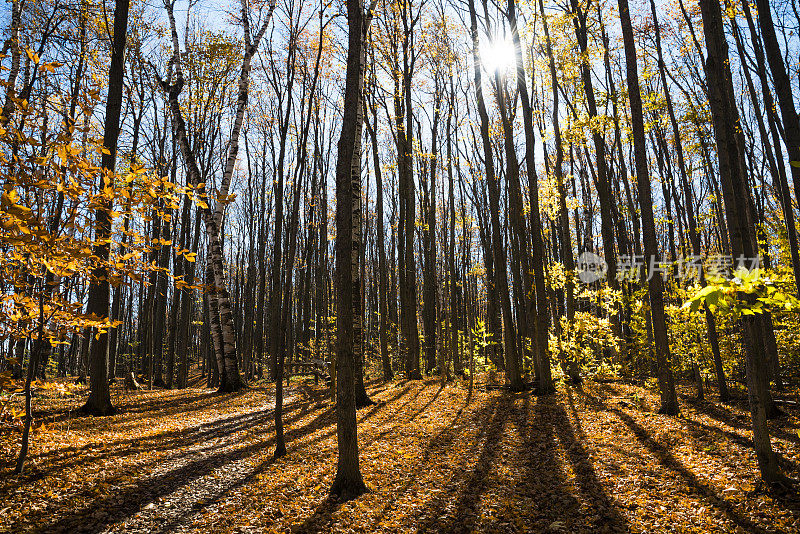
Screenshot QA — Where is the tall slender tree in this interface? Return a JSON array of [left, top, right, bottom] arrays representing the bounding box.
[[698, 0, 785, 484], [330, 0, 368, 501], [82, 0, 132, 416], [618, 0, 678, 415], [469, 0, 522, 391]]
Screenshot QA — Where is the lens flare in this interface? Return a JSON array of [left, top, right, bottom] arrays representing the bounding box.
[[480, 36, 516, 74]]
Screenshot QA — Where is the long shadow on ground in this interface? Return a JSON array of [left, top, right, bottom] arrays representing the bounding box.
[[297, 381, 465, 533], [578, 388, 780, 534], [5, 394, 317, 493], [22, 384, 414, 533], [418, 395, 511, 533]]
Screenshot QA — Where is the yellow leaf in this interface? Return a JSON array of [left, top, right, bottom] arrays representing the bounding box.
[[26, 49, 40, 64]]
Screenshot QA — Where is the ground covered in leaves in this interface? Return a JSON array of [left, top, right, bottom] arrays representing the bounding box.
[[2, 375, 800, 533]]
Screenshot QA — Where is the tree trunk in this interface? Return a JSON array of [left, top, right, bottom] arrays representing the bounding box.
[[752, 0, 800, 277], [510, 0, 553, 393], [366, 90, 393, 381], [422, 77, 439, 375], [619, 0, 678, 415], [396, 0, 422, 380], [729, 8, 800, 296], [698, 0, 784, 484], [352, 5, 378, 405], [540, 0, 578, 384], [446, 76, 458, 382], [82, 0, 131, 415], [570, 0, 617, 286], [468, 0, 522, 391], [330, 0, 368, 501]]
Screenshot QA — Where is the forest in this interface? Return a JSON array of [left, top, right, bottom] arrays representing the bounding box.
[[1, 0, 800, 531]]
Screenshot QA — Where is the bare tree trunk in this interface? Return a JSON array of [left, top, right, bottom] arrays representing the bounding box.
[[353, 2, 378, 405], [152, 201, 171, 388], [422, 75, 439, 375], [728, 8, 800, 296], [330, 0, 368, 501], [468, 0, 522, 391], [366, 88, 393, 381], [570, 0, 617, 285], [15, 295, 44, 473], [395, 0, 422, 380], [445, 76, 458, 382], [540, 0, 578, 384], [619, 0, 678, 415], [493, 66, 533, 386], [177, 209, 201, 388], [698, 0, 784, 485], [157, 0, 275, 392], [509, 0, 552, 393], [752, 0, 800, 267], [648, 0, 728, 402], [83, 0, 131, 415]]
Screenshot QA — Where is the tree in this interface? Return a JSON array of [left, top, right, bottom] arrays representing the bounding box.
[[508, 0, 552, 393], [751, 0, 800, 236], [618, 0, 677, 415], [82, 0, 132, 416], [330, 0, 368, 501], [365, 78, 393, 381], [352, 0, 379, 407], [697, 0, 785, 485], [539, 0, 578, 384], [649, 0, 728, 402], [569, 0, 617, 286], [468, 0, 522, 391], [390, 0, 423, 380], [157, 0, 275, 392]]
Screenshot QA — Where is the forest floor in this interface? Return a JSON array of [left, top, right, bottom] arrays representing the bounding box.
[[2, 374, 800, 533]]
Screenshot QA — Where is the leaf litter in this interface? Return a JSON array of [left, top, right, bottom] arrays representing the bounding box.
[[1, 377, 799, 533]]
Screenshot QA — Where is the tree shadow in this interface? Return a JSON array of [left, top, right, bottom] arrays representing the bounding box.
[[43, 383, 307, 445], [597, 384, 800, 474], [434, 395, 510, 532], [388, 380, 429, 415], [685, 396, 800, 446], [34, 388, 233, 427], [294, 495, 340, 533], [279, 383, 427, 532], [543, 393, 630, 532], [505, 394, 579, 531], [18, 377, 419, 532], [372, 394, 499, 531], [7, 394, 319, 489], [18, 403, 330, 532], [413, 390, 629, 533], [408, 381, 445, 422], [4, 407, 272, 492], [578, 389, 779, 534], [152, 454, 281, 534], [505, 391, 630, 533], [37, 431, 283, 532]]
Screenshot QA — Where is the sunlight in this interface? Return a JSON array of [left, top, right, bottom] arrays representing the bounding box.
[[480, 35, 517, 75]]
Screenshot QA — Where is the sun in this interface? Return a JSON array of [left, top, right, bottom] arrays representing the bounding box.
[[480, 36, 517, 75]]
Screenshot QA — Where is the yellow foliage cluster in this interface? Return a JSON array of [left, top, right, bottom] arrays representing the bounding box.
[[0, 61, 186, 360]]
